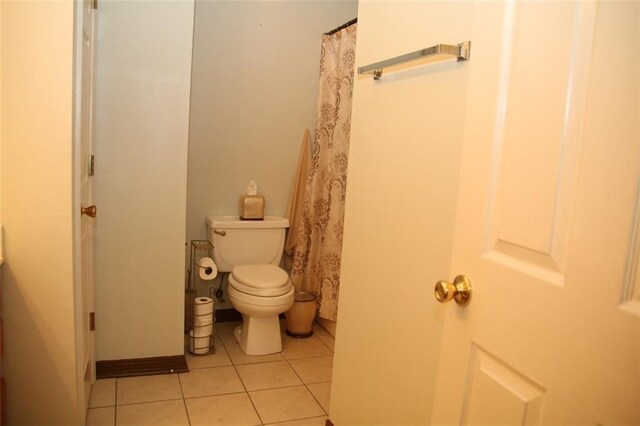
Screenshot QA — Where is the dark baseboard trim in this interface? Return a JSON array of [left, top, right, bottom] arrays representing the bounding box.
[[1, 378, 6, 426], [96, 355, 188, 379], [325, 419, 335, 426], [216, 308, 243, 322]]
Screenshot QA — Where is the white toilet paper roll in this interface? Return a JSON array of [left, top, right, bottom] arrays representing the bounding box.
[[189, 330, 211, 355], [193, 323, 213, 337], [194, 313, 213, 326], [194, 297, 214, 315], [197, 257, 217, 281]]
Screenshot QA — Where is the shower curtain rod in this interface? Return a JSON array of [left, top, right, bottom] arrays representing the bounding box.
[[325, 18, 357, 36]]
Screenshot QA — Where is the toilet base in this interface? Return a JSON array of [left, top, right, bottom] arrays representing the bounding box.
[[234, 314, 283, 355]]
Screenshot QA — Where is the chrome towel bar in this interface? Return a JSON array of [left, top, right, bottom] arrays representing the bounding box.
[[358, 41, 471, 80]]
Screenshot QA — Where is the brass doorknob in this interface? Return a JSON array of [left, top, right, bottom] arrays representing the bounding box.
[[435, 274, 472, 306], [81, 205, 97, 218]]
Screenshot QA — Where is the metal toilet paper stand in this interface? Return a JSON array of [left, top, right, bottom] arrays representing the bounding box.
[[185, 239, 216, 355]]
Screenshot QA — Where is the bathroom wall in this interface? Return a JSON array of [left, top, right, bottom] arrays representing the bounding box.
[[94, 0, 195, 360], [1, 1, 81, 423], [187, 0, 357, 307]]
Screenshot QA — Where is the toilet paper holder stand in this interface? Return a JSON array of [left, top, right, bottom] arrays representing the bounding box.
[[185, 239, 216, 355]]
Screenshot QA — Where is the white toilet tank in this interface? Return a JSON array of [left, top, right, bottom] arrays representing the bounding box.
[[206, 215, 290, 272]]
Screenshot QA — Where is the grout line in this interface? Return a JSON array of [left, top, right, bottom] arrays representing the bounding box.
[[306, 382, 330, 416], [176, 369, 192, 425], [216, 325, 239, 364], [288, 353, 333, 363], [315, 333, 335, 353], [266, 415, 329, 425], [307, 385, 329, 416], [115, 396, 185, 407], [232, 361, 265, 425], [113, 379, 118, 426], [233, 363, 250, 390], [221, 325, 266, 425], [286, 358, 305, 383], [181, 390, 248, 401], [284, 352, 330, 416]]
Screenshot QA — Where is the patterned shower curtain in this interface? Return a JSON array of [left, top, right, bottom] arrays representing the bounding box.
[[289, 24, 357, 321]]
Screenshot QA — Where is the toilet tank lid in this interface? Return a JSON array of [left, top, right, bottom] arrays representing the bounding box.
[[206, 215, 289, 229]]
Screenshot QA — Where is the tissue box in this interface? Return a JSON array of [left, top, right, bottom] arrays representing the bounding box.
[[239, 196, 265, 220]]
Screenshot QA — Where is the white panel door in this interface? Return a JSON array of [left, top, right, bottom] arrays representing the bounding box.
[[432, 1, 640, 424], [79, 0, 97, 411]]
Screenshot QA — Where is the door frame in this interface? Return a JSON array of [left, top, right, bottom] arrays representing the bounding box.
[[72, 0, 97, 420]]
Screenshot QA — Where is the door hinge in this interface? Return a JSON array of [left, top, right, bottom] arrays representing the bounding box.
[[93, 0, 98, 9], [90, 312, 96, 331], [88, 155, 95, 177]]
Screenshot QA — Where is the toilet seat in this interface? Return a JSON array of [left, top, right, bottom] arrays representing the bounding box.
[[230, 264, 292, 297]]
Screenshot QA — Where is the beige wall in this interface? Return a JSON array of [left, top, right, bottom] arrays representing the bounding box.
[[1, 1, 81, 423], [187, 0, 357, 307], [94, 0, 195, 360], [330, 1, 472, 424]]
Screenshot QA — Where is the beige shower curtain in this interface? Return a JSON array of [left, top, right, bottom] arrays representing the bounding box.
[[288, 24, 357, 321]]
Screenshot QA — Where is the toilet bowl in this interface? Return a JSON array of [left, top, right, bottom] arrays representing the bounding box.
[[227, 264, 294, 355], [206, 215, 292, 356]]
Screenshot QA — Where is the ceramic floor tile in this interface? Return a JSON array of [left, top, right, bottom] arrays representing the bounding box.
[[116, 374, 182, 405], [236, 361, 302, 391], [185, 336, 232, 369], [178, 365, 244, 398], [313, 321, 336, 337], [249, 385, 325, 424], [281, 336, 332, 360], [116, 399, 189, 425], [264, 416, 329, 426], [185, 393, 261, 426], [225, 340, 285, 365], [308, 382, 332, 413], [289, 356, 333, 384], [86, 406, 115, 426], [315, 332, 335, 352], [89, 378, 116, 408], [216, 322, 241, 346], [312, 323, 329, 337]]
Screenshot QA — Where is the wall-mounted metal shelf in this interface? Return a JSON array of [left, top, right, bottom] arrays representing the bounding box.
[[358, 41, 471, 80]]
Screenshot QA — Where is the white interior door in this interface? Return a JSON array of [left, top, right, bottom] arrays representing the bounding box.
[[79, 0, 97, 411], [432, 1, 640, 424]]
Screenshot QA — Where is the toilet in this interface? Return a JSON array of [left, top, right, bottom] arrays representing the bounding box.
[[206, 215, 294, 355]]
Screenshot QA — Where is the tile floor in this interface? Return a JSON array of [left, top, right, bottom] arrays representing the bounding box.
[[86, 321, 335, 426]]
